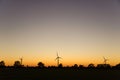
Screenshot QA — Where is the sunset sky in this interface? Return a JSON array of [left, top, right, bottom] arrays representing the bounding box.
[[0, 0, 120, 66]]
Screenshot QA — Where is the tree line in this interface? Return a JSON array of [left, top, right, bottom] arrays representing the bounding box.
[[0, 60, 120, 69]]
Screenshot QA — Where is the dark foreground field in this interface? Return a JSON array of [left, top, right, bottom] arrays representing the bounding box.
[[0, 68, 120, 80]]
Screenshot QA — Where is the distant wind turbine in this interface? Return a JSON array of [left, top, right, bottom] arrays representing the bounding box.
[[103, 56, 108, 64], [20, 57, 23, 65], [55, 52, 62, 67]]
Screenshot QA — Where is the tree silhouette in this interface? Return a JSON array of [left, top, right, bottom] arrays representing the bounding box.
[[73, 64, 78, 68], [96, 64, 111, 68], [0, 61, 5, 67], [88, 63, 95, 68], [115, 63, 120, 69], [38, 62, 45, 68], [14, 61, 21, 67], [79, 65, 84, 68], [58, 63, 63, 68]]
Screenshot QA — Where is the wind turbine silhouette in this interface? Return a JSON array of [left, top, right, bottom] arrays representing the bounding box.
[[103, 56, 108, 64], [55, 52, 62, 67], [20, 57, 23, 65]]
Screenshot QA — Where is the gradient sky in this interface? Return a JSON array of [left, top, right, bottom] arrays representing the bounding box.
[[0, 0, 120, 66]]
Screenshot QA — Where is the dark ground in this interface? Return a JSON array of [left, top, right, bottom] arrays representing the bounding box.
[[0, 68, 120, 80]]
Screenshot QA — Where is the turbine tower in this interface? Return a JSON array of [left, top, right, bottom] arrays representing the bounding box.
[[103, 57, 108, 64], [55, 52, 62, 67], [20, 57, 23, 65]]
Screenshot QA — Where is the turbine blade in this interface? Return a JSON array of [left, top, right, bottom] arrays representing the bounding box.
[[55, 57, 58, 60], [103, 56, 106, 60], [55, 58, 57, 61], [59, 57, 62, 59]]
